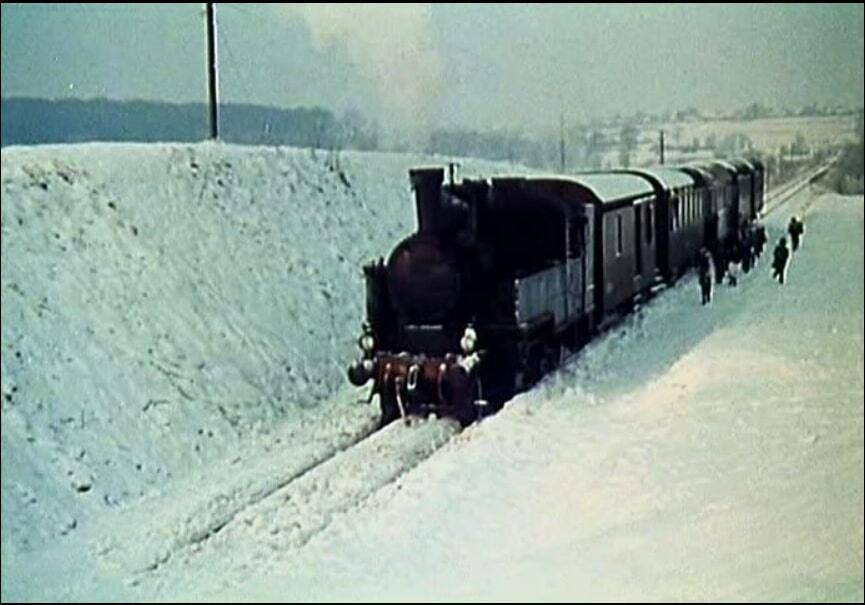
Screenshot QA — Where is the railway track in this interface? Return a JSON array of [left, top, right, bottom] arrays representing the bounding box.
[[762, 158, 836, 216], [119, 407, 459, 592], [29, 394, 459, 599]]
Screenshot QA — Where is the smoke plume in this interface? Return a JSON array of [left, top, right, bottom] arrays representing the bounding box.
[[272, 3, 442, 128]]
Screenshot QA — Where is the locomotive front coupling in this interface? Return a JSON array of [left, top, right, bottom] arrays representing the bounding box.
[[347, 325, 486, 424]]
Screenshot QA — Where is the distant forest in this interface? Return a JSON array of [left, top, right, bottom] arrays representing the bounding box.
[[0, 98, 381, 150]]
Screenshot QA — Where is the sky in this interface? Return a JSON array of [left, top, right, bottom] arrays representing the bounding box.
[[1, 3, 863, 137]]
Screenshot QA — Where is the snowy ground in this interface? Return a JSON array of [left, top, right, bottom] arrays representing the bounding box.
[[2, 143, 862, 601]]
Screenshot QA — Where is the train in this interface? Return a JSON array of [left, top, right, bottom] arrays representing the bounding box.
[[347, 158, 765, 424]]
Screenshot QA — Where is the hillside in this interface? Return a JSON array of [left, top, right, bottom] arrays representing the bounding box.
[[0, 142, 517, 560]]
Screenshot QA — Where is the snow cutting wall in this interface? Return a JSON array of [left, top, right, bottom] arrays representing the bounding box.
[[0, 142, 516, 551]]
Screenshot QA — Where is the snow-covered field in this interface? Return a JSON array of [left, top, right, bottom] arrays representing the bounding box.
[[660, 114, 860, 153], [2, 143, 862, 601], [621, 114, 859, 168]]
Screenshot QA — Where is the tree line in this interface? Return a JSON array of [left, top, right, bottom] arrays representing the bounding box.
[[0, 98, 380, 151]]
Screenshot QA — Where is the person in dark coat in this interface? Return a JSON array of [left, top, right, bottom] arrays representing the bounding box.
[[788, 216, 805, 251], [726, 240, 742, 286], [754, 224, 768, 259], [772, 237, 790, 284], [697, 249, 714, 305], [714, 247, 727, 284], [741, 228, 754, 274]]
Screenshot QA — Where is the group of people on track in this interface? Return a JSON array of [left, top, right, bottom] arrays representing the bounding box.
[[698, 215, 806, 304]]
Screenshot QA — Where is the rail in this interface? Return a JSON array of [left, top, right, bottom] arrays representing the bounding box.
[[762, 157, 837, 217]]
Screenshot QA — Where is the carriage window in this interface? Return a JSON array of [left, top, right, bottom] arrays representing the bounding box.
[[675, 197, 680, 229], [669, 199, 675, 231], [689, 190, 694, 222], [616, 214, 623, 256], [684, 191, 688, 224], [691, 190, 696, 221], [568, 218, 584, 258], [646, 205, 653, 244]]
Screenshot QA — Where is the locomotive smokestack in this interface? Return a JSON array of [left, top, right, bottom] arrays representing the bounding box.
[[409, 168, 444, 234]]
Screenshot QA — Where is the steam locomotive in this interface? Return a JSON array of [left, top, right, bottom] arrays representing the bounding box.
[[347, 159, 765, 424]]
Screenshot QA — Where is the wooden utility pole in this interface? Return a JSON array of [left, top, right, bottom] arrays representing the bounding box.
[[447, 162, 460, 185], [559, 110, 566, 173], [659, 129, 665, 165], [205, 3, 219, 140]]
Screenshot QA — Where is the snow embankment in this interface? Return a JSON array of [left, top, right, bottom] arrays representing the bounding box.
[[0, 142, 515, 573]]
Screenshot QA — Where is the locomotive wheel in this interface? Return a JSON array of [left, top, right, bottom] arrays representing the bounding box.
[[524, 345, 542, 386], [523, 342, 557, 386], [455, 376, 486, 425], [455, 402, 478, 426], [378, 392, 400, 427], [539, 345, 560, 377]]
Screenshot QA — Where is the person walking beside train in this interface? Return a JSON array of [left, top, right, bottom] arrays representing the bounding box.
[[725, 240, 741, 287], [697, 248, 714, 304], [740, 228, 754, 274], [754, 224, 768, 260], [788, 216, 805, 251], [772, 237, 790, 284], [713, 247, 728, 285]]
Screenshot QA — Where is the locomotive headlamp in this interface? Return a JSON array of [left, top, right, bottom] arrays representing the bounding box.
[[359, 323, 375, 355], [359, 333, 375, 354], [460, 325, 477, 354]]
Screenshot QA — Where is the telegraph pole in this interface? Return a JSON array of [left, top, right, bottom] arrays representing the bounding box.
[[559, 109, 566, 173], [205, 3, 219, 140]]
